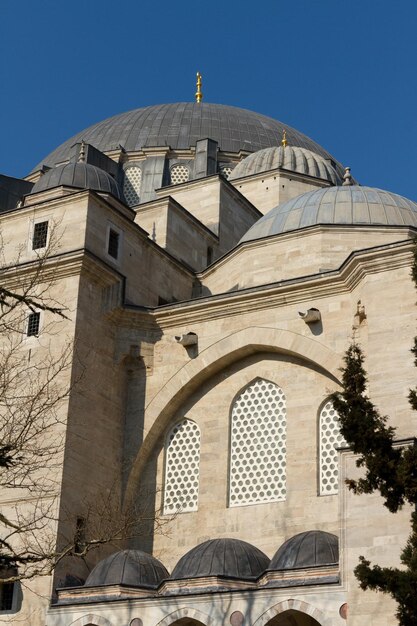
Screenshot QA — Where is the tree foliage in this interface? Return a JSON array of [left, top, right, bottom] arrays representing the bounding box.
[[0, 233, 172, 584], [330, 240, 417, 624]]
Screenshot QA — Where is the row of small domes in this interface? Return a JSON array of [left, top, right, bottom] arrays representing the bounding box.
[[83, 531, 338, 589]]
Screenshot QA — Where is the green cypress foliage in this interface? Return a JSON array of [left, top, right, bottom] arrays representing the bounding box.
[[330, 240, 417, 624]]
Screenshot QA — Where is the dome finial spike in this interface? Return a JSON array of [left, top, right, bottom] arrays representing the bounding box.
[[195, 72, 203, 103], [281, 128, 288, 148], [342, 166, 353, 186], [78, 140, 86, 163]]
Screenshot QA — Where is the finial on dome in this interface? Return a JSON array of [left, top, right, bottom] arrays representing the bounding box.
[[342, 166, 353, 186], [78, 140, 86, 163], [195, 72, 203, 103], [281, 129, 288, 148]]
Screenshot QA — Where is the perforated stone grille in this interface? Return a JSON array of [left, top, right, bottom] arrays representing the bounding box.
[[163, 419, 200, 514], [229, 379, 286, 506], [170, 164, 189, 185], [124, 166, 142, 206], [220, 165, 233, 180], [319, 400, 345, 495]]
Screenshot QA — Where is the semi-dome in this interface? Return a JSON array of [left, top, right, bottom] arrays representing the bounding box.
[[270, 531, 338, 570], [84, 550, 169, 588], [229, 145, 341, 185], [171, 538, 269, 580], [32, 103, 343, 174], [30, 161, 122, 200], [240, 185, 417, 242]]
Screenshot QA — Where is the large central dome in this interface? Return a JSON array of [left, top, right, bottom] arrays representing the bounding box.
[[32, 102, 341, 173]]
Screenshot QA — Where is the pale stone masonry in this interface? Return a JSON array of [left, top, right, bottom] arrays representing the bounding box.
[[0, 101, 415, 626]]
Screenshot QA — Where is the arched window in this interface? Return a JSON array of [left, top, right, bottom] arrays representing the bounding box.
[[170, 164, 189, 185], [229, 379, 286, 507], [163, 418, 200, 514], [123, 166, 142, 206], [319, 399, 345, 495]]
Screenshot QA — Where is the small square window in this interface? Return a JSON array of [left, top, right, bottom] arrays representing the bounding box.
[[0, 582, 14, 611], [108, 229, 119, 259], [32, 221, 48, 250], [27, 312, 40, 337]]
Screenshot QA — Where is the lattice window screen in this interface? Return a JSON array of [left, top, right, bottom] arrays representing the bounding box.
[[124, 166, 142, 206], [229, 379, 286, 507], [220, 165, 233, 180], [163, 419, 200, 514], [319, 400, 345, 495], [170, 164, 189, 185]]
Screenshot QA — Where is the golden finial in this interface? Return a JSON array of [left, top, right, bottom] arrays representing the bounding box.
[[195, 72, 203, 103], [281, 129, 288, 148]]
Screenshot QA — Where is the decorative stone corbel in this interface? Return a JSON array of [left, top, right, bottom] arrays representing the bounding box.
[[298, 308, 321, 324], [175, 332, 198, 346], [175, 332, 198, 358]]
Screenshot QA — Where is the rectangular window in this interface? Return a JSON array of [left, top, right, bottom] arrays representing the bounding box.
[[74, 516, 86, 554], [27, 312, 40, 337], [0, 582, 14, 611], [32, 221, 48, 250], [107, 228, 119, 259]]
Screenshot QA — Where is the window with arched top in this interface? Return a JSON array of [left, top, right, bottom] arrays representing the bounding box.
[[123, 166, 142, 206], [229, 378, 286, 507], [163, 418, 200, 514], [170, 164, 189, 185], [319, 399, 345, 495]]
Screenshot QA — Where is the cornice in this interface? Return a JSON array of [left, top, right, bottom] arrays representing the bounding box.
[[230, 166, 333, 187], [151, 240, 414, 328], [198, 225, 417, 279]]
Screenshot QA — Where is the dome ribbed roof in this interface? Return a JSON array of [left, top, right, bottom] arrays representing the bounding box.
[[30, 162, 122, 199], [229, 145, 340, 185], [84, 550, 169, 588], [240, 185, 417, 242], [31, 103, 342, 174], [171, 538, 269, 580], [270, 531, 338, 570]]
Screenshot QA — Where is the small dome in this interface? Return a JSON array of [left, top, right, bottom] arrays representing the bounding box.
[[30, 162, 122, 200], [229, 146, 340, 185], [84, 550, 169, 588], [270, 531, 338, 570], [240, 185, 417, 242], [171, 538, 269, 580]]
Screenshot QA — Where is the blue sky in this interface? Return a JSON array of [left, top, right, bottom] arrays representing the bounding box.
[[2, 0, 417, 199]]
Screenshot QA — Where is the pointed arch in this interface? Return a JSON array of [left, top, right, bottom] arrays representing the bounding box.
[[229, 377, 286, 506], [125, 326, 341, 504], [155, 607, 212, 626], [253, 599, 332, 626], [69, 614, 114, 626]]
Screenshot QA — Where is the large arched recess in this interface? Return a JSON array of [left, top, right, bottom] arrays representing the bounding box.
[[253, 599, 332, 626], [124, 326, 342, 504], [155, 607, 211, 626]]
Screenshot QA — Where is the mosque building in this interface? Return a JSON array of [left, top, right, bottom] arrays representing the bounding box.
[[0, 74, 415, 626]]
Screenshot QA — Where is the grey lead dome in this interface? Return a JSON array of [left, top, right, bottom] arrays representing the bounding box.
[[30, 161, 122, 200], [229, 145, 341, 185], [84, 550, 169, 588], [240, 185, 417, 242], [171, 538, 269, 580], [270, 531, 339, 570], [32, 103, 343, 174]]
